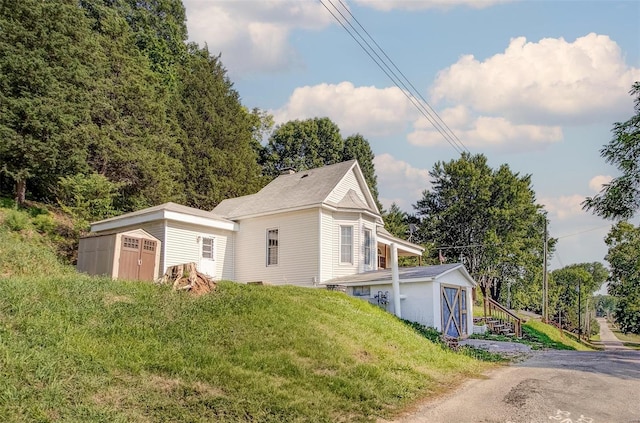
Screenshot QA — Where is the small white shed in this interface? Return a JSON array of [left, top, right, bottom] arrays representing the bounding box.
[[77, 228, 161, 281], [325, 264, 476, 338]]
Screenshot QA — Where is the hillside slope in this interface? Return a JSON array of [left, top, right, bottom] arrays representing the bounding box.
[[0, 204, 492, 422]]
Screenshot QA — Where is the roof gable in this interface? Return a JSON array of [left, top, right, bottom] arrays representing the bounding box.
[[213, 160, 380, 219]]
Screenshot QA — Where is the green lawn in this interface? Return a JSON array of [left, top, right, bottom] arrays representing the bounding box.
[[0, 275, 496, 422]]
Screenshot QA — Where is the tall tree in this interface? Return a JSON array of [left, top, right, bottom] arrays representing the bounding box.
[[0, 0, 98, 205], [605, 221, 640, 334], [583, 82, 640, 220], [382, 203, 408, 239], [262, 117, 344, 177], [551, 263, 608, 333], [80, 1, 184, 210], [262, 119, 381, 206], [343, 134, 380, 209], [171, 45, 265, 209], [414, 153, 547, 301]]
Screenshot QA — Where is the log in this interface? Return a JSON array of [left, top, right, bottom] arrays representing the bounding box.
[[157, 262, 216, 295]]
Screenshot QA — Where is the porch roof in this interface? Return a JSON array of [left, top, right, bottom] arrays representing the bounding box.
[[322, 263, 476, 286], [376, 227, 424, 256]]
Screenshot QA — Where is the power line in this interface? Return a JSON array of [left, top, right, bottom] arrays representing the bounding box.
[[335, 0, 468, 154], [318, 0, 469, 155], [556, 224, 612, 239]]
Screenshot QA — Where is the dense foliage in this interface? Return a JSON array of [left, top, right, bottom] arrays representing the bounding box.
[[605, 221, 640, 334], [260, 118, 381, 208], [413, 153, 550, 301], [0, 0, 267, 217], [550, 262, 608, 336], [584, 82, 640, 220]]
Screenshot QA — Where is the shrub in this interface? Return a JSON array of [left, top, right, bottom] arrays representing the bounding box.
[[3, 209, 29, 232], [33, 213, 56, 234]]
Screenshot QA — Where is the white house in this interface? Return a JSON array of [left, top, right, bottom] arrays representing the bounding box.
[[79, 160, 423, 286], [77, 160, 476, 337]]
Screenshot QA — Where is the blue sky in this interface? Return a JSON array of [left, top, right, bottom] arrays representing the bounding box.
[[182, 0, 640, 271]]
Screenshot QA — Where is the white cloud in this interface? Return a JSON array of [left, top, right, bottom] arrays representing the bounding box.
[[589, 175, 613, 192], [539, 194, 587, 221], [354, 0, 511, 11], [431, 33, 640, 125], [183, 0, 333, 75], [374, 154, 430, 211], [408, 105, 563, 151], [272, 82, 418, 137]]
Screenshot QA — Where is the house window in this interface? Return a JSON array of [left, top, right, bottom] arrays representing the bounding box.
[[352, 286, 370, 296], [201, 237, 215, 260], [363, 228, 372, 266], [340, 225, 353, 264], [267, 229, 278, 266]]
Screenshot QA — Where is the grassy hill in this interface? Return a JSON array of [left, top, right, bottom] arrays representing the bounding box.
[[0, 204, 494, 422]]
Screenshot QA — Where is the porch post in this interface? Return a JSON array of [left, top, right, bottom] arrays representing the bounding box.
[[391, 242, 401, 318]]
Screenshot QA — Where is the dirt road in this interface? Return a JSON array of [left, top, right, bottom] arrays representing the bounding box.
[[392, 324, 640, 423]]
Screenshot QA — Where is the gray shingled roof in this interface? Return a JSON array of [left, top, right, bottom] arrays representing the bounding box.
[[324, 263, 465, 285], [213, 160, 377, 219], [92, 202, 232, 225]]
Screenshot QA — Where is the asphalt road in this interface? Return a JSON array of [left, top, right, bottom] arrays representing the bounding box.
[[391, 321, 640, 423]]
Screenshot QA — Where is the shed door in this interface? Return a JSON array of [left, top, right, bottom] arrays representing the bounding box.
[[118, 236, 157, 281], [139, 239, 157, 281], [441, 286, 468, 338], [119, 236, 141, 280]]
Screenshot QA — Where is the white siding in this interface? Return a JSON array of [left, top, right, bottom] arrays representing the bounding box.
[[235, 209, 319, 286], [319, 209, 334, 282], [344, 269, 475, 333], [326, 168, 368, 205], [165, 221, 234, 280], [332, 213, 360, 279]]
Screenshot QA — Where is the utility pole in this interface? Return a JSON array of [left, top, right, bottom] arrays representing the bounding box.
[[578, 278, 582, 340], [543, 219, 548, 323]]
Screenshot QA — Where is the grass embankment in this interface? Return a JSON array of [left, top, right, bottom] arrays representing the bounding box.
[[523, 320, 592, 351], [0, 205, 493, 422], [472, 319, 593, 351]]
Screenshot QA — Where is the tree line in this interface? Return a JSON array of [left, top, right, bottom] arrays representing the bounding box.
[[2, 2, 636, 334], [0, 0, 380, 220]]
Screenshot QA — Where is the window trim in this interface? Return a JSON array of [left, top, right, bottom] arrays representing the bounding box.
[[201, 236, 215, 261], [266, 228, 279, 266], [340, 225, 354, 264], [363, 228, 372, 266]]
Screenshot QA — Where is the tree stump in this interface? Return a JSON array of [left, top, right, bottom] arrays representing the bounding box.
[[157, 262, 216, 295]]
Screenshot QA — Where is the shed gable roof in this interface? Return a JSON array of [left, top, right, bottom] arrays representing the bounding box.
[[213, 160, 379, 219], [323, 263, 476, 286]]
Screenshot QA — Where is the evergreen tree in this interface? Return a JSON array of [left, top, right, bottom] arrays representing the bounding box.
[[0, 0, 98, 205], [382, 203, 408, 239], [171, 45, 265, 209], [80, 2, 184, 210]]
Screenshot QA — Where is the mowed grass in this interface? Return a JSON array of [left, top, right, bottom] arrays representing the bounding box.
[[523, 320, 592, 351], [0, 204, 494, 421], [0, 275, 492, 422]]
